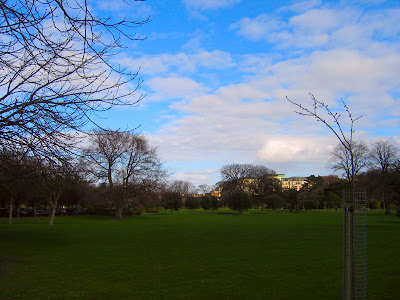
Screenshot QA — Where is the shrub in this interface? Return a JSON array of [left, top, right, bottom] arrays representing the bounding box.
[[282, 189, 299, 211], [225, 190, 251, 215], [368, 199, 380, 210], [123, 206, 142, 216], [146, 207, 158, 213], [185, 196, 201, 210], [199, 195, 219, 212], [162, 192, 183, 214], [85, 206, 96, 215], [302, 199, 316, 211], [266, 194, 283, 211], [210, 196, 220, 210], [199, 195, 210, 211]]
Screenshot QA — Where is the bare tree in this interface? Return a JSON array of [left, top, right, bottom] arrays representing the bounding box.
[[84, 130, 163, 219], [369, 140, 399, 214], [0, 0, 148, 156], [117, 134, 164, 219], [169, 180, 197, 196], [329, 141, 369, 184], [220, 164, 275, 189], [287, 94, 362, 187], [198, 184, 211, 195], [85, 130, 127, 188], [120, 135, 163, 188], [220, 164, 254, 182]]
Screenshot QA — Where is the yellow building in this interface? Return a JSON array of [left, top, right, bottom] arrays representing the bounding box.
[[281, 177, 307, 191], [215, 174, 306, 195], [210, 187, 222, 198]]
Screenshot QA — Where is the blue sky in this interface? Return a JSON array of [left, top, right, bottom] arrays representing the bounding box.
[[90, 0, 400, 187]]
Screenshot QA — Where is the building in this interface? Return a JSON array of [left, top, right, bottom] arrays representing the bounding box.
[[215, 174, 307, 195], [281, 177, 307, 191], [210, 187, 222, 198]]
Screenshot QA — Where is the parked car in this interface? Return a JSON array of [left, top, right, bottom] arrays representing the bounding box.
[[20, 208, 34, 217], [66, 208, 86, 215], [0, 208, 8, 217], [55, 208, 67, 215], [35, 210, 50, 216], [0, 208, 19, 217], [73, 208, 86, 215]]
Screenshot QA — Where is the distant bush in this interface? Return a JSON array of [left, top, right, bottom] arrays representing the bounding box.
[[302, 199, 316, 211], [266, 194, 283, 211], [282, 189, 300, 211], [85, 206, 96, 215], [225, 190, 252, 215], [200, 195, 219, 211], [368, 199, 380, 210], [162, 192, 183, 214], [185, 196, 201, 210], [123, 205, 143, 216], [146, 207, 158, 213]]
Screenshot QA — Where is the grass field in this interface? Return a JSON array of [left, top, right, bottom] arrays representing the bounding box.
[[0, 210, 399, 299]]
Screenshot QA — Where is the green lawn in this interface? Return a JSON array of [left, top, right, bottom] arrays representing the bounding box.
[[0, 210, 399, 299]]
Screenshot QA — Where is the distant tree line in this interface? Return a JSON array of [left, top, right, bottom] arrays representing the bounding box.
[[330, 139, 400, 214], [216, 139, 400, 216], [1, 132, 399, 224]]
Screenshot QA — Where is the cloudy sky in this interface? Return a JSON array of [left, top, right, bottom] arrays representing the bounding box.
[[91, 0, 400, 187]]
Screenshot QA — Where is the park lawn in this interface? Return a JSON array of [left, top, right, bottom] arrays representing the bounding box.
[[0, 210, 399, 299]]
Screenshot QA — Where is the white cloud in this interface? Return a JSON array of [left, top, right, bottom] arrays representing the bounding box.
[[182, 0, 241, 10], [169, 168, 220, 187], [289, 9, 354, 33], [230, 14, 283, 42], [232, 7, 400, 49], [257, 135, 335, 164], [147, 77, 210, 101], [118, 50, 235, 75], [284, 0, 322, 13]]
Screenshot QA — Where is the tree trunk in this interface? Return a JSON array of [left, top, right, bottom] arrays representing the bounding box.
[[8, 197, 14, 225], [49, 207, 56, 225], [33, 201, 37, 217], [115, 206, 123, 219], [49, 196, 59, 226]]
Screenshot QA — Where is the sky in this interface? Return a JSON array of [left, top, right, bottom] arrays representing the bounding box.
[[90, 0, 400, 187]]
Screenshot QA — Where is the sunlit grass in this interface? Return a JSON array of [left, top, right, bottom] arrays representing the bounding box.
[[0, 210, 399, 299]]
